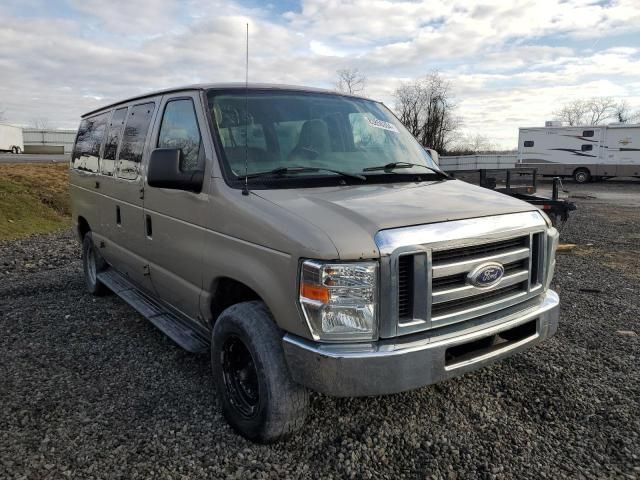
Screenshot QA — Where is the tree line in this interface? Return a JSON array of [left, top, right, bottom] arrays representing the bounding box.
[[335, 68, 639, 155]]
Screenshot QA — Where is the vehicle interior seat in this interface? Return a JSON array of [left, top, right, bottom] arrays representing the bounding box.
[[289, 119, 332, 160]]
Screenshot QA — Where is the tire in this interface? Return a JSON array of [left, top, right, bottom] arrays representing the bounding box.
[[573, 168, 590, 184], [82, 233, 108, 296], [211, 301, 309, 443], [11, 146, 18, 154]]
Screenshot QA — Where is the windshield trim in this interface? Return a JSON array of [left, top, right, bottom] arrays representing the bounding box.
[[205, 88, 441, 190]]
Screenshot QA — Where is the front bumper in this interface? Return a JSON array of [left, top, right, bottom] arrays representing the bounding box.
[[283, 289, 559, 397]]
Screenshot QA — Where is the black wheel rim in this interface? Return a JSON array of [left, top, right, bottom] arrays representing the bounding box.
[[221, 335, 259, 418]]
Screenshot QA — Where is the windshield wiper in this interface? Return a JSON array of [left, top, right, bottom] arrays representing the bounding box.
[[244, 166, 366, 181], [362, 162, 449, 179]]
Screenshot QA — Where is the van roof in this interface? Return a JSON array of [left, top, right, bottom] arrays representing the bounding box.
[[82, 83, 375, 118]]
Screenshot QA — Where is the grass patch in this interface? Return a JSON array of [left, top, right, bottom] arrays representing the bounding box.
[[0, 163, 70, 241]]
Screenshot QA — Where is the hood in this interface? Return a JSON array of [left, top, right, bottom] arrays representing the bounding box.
[[254, 179, 538, 260]]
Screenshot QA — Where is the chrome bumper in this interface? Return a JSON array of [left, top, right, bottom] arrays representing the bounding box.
[[283, 290, 559, 397]]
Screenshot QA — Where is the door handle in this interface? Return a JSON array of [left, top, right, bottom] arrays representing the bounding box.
[[95, 181, 100, 189], [145, 214, 152, 238]]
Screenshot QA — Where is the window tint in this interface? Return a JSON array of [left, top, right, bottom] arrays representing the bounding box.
[[581, 144, 593, 151], [101, 107, 128, 176], [583, 130, 594, 137], [524, 140, 534, 147], [72, 113, 109, 173], [118, 102, 155, 180], [157, 99, 202, 171]]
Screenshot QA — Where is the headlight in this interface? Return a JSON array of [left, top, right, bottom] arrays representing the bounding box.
[[299, 260, 378, 341], [545, 227, 559, 290]]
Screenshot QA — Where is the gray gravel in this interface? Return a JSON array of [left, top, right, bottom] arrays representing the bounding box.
[[1, 184, 639, 479]]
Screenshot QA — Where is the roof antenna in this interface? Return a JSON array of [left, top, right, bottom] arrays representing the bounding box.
[[241, 22, 250, 196]]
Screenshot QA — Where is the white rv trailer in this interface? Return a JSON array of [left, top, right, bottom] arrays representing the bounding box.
[[517, 123, 640, 183], [0, 124, 24, 153]]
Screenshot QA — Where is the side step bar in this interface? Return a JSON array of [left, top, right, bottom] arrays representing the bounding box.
[[97, 269, 210, 353]]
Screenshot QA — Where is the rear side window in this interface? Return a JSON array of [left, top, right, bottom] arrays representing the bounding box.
[[118, 102, 155, 180], [72, 113, 109, 173], [524, 140, 534, 147], [581, 144, 593, 151], [157, 99, 202, 171], [583, 130, 594, 137], [101, 107, 128, 176]]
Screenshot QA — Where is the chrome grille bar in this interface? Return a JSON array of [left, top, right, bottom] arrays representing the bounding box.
[[432, 247, 530, 279], [432, 269, 529, 304]]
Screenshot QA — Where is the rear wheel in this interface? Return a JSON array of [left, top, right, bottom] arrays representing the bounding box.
[[211, 301, 309, 443], [82, 233, 108, 295], [573, 168, 590, 184]]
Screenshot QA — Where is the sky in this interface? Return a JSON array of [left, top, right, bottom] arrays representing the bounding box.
[[0, 0, 639, 149]]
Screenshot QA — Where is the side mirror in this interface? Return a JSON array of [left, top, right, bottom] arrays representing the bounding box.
[[147, 148, 203, 192], [425, 148, 439, 165]]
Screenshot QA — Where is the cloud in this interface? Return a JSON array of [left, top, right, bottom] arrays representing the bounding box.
[[0, 0, 638, 148]]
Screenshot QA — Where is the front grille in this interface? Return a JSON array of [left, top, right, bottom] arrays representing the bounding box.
[[431, 282, 525, 317], [431, 259, 527, 291], [398, 255, 413, 319], [396, 232, 545, 331], [431, 237, 526, 263]]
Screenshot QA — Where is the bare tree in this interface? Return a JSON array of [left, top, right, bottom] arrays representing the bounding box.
[[335, 68, 366, 95], [585, 97, 618, 124], [446, 133, 497, 155], [553, 97, 617, 125], [460, 133, 495, 153], [393, 72, 460, 152], [613, 100, 640, 123], [553, 100, 589, 126], [30, 117, 50, 129]]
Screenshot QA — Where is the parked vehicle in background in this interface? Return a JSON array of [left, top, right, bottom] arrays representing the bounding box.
[[517, 123, 640, 183], [0, 124, 23, 153], [70, 84, 560, 443]]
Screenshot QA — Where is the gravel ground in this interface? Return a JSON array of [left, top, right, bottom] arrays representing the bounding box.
[[1, 183, 639, 479]]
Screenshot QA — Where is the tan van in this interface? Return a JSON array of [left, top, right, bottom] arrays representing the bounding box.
[[70, 84, 560, 442]]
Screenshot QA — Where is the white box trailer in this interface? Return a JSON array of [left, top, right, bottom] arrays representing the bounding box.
[[0, 124, 24, 153], [517, 123, 640, 182]]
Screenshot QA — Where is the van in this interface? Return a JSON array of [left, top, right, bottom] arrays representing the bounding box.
[[70, 84, 560, 443]]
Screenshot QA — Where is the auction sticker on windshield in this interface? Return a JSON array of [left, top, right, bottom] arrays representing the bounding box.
[[367, 117, 399, 133]]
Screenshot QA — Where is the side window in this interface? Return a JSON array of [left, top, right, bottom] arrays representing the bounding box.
[[523, 140, 534, 147], [581, 144, 593, 151], [583, 130, 594, 137], [72, 113, 108, 173], [157, 99, 202, 171], [118, 102, 155, 180], [101, 107, 128, 176]]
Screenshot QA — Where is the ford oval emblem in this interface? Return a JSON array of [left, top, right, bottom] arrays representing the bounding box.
[[467, 262, 505, 288]]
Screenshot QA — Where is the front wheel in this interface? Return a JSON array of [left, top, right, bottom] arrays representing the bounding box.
[[211, 301, 309, 443]]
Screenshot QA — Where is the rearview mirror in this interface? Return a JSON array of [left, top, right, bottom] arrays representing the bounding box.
[[147, 148, 203, 192]]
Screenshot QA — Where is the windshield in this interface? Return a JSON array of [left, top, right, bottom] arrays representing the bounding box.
[[207, 89, 441, 186]]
